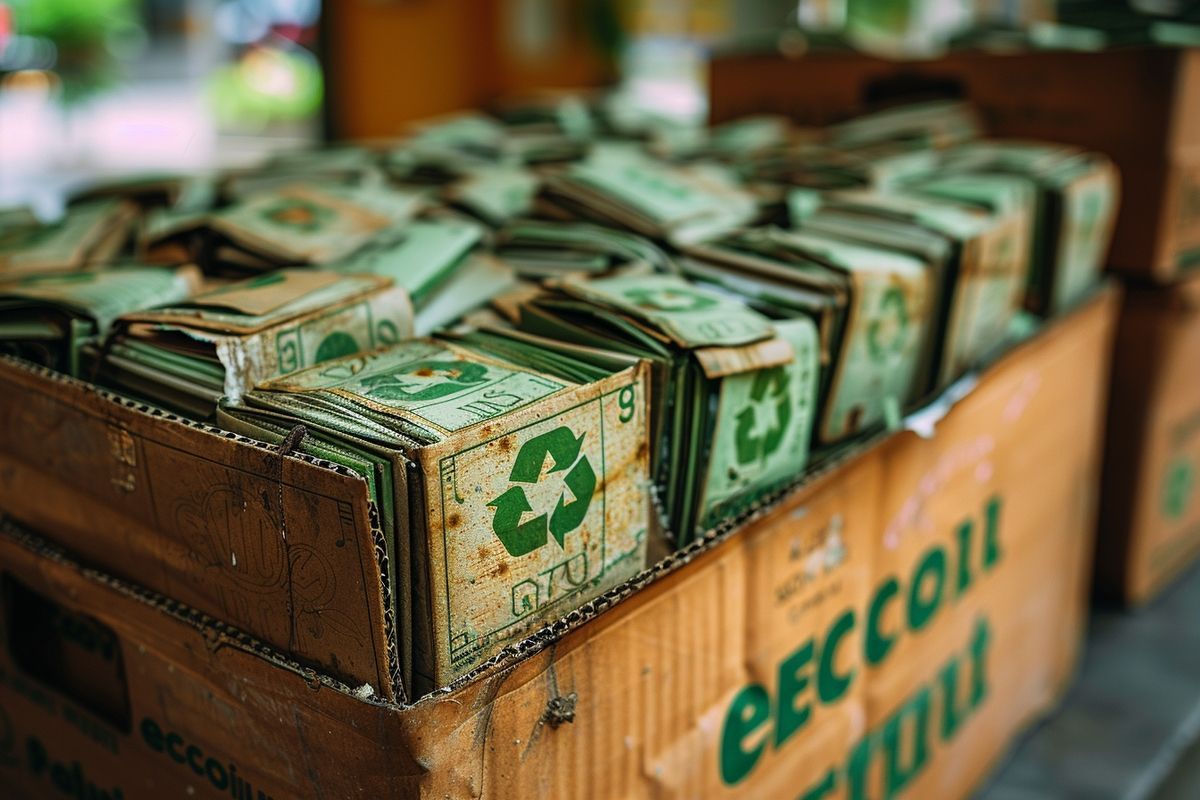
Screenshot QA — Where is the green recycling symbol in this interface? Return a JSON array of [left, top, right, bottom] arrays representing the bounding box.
[[622, 286, 718, 313], [1163, 458, 1195, 521], [360, 359, 488, 402], [488, 426, 596, 557], [734, 366, 792, 465], [867, 286, 909, 363], [261, 198, 334, 232], [315, 331, 361, 363]]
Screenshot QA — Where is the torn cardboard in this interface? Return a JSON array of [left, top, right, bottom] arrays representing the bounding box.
[[0, 360, 398, 701]]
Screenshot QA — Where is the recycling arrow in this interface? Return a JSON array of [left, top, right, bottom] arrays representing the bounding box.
[[734, 366, 792, 466], [509, 426, 584, 482], [487, 486, 547, 557], [549, 454, 596, 546], [488, 426, 596, 557], [360, 359, 489, 402]]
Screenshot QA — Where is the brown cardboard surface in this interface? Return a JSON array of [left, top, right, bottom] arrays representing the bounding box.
[[1098, 275, 1200, 605], [709, 46, 1200, 280], [0, 348, 653, 699], [0, 362, 398, 702], [0, 289, 1116, 799]]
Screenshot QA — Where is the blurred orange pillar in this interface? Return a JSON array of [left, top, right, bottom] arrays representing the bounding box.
[[324, 0, 610, 139]]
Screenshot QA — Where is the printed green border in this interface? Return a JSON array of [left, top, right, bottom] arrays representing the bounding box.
[[437, 383, 633, 664]]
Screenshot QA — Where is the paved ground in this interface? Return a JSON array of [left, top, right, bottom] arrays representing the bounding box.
[[978, 562, 1200, 800]]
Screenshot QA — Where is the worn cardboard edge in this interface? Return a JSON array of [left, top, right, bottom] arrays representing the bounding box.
[[367, 499, 404, 701], [0, 355, 371, 483], [439, 282, 1120, 696], [965, 284, 1119, 799], [0, 355, 404, 703], [0, 286, 1117, 708], [0, 517, 394, 709]]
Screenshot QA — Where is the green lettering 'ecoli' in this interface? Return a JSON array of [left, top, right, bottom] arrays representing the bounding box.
[[907, 547, 947, 632], [818, 610, 856, 703], [720, 683, 771, 785]]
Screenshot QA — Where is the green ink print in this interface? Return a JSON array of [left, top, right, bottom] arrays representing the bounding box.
[[622, 286, 718, 313], [1163, 458, 1195, 521], [734, 366, 792, 465], [315, 331, 361, 363], [489, 426, 595, 556], [867, 286, 909, 363], [360, 359, 489, 402]]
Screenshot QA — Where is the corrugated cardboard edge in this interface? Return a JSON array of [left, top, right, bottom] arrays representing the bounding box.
[[0, 357, 404, 703], [0, 285, 1117, 711], [436, 283, 1120, 701], [0, 286, 1119, 798]]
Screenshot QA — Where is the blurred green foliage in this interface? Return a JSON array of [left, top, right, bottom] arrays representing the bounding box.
[[207, 45, 324, 130], [12, 0, 143, 102]]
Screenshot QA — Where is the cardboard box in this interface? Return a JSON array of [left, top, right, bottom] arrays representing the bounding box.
[[0, 360, 398, 701], [1097, 275, 1200, 604], [0, 344, 651, 702], [0, 289, 1116, 798], [709, 46, 1200, 282]]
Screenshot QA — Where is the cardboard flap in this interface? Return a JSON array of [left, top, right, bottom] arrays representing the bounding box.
[[171, 269, 345, 316], [693, 336, 794, 379], [0, 524, 423, 798], [558, 273, 776, 350], [0, 356, 399, 702]]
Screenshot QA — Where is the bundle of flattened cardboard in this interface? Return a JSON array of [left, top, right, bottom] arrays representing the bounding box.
[[0, 95, 1118, 700], [708, 43, 1200, 605]]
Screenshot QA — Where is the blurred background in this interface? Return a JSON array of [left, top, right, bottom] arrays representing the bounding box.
[[6, 0, 1180, 213], [2, 2, 1200, 798]]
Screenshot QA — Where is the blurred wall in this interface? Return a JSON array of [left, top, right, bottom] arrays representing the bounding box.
[[325, 0, 610, 139]]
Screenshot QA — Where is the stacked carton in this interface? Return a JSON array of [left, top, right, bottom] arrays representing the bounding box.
[[0, 292, 1114, 798], [0, 90, 1125, 798], [710, 44, 1200, 605]]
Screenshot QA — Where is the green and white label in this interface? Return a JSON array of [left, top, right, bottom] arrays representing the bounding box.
[[274, 342, 567, 432], [701, 317, 820, 526], [436, 384, 647, 673]]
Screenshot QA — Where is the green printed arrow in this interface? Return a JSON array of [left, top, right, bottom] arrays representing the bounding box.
[[487, 486, 547, 557], [489, 425, 596, 556], [734, 366, 792, 466], [510, 425, 585, 482], [550, 455, 596, 546], [360, 359, 489, 402]]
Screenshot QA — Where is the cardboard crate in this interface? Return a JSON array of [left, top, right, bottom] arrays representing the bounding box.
[[709, 46, 1200, 282], [1098, 275, 1200, 604], [0, 360, 398, 701], [0, 289, 1116, 799], [0, 342, 652, 703]]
